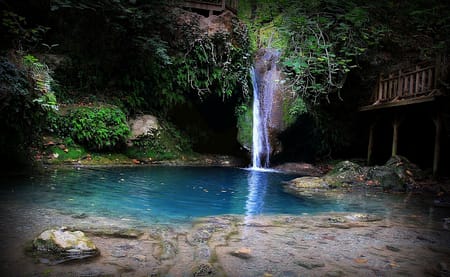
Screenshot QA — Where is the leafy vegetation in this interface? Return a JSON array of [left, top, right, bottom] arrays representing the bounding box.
[[126, 121, 193, 161], [238, 0, 449, 159], [235, 102, 253, 149], [61, 106, 130, 151], [0, 54, 57, 163]]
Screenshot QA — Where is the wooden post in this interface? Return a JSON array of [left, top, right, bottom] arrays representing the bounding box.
[[392, 116, 401, 156], [434, 55, 441, 89], [377, 74, 383, 102], [433, 115, 442, 176], [367, 122, 376, 165], [397, 69, 402, 98]]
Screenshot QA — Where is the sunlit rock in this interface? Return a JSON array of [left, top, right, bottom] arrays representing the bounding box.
[[128, 114, 159, 140], [33, 228, 99, 264]]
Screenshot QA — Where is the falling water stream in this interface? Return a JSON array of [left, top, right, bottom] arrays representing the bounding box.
[[251, 49, 281, 169]]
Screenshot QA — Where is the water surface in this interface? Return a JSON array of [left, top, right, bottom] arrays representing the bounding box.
[[0, 166, 441, 225]]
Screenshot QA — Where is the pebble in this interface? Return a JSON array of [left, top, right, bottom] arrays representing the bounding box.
[[133, 254, 146, 262], [230, 247, 252, 259]]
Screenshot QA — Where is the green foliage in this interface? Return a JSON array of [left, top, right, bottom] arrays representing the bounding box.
[[0, 9, 49, 49], [174, 17, 251, 100], [283, 96, 307, 127], [48, 145, 87, 161], [127, 121, 192, 160], [0, 55, 57, 156], [65, 106, 130, 151], [235, 102, 253, 149], [280, 1, 386, 104], [21, 54, 58, 111]]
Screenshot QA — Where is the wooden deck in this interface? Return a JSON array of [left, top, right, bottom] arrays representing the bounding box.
[[360, 59, 448, 175], [359, 61, 443, 111], [182, 0, 238, 15]]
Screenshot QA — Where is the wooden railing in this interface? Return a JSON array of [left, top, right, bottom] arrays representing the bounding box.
[[372, 63, 439, 103], [182, 0, 238, 14]]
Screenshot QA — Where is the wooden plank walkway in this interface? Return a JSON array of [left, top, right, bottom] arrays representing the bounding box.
[[360, 61, 443, 111], [182, 0, 238, 15], [360, 59, 447, 176]]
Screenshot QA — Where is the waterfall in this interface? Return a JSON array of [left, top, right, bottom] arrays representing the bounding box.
[[251, 67, 264, 168], [250, 49, 280, 169], [251, 49, 280, 169]]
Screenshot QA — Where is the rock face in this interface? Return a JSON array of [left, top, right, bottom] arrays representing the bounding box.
[[128, 114, 159, 140], [33, 228, 99, 264]]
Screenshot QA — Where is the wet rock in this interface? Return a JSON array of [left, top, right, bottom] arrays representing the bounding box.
[[295, 259, 325, 269], [345, 213, 382, 222], [325, 270, 345, 277], [133, 254, 146, 262], [230, 247, 252, 259], [327, 217, 346, 223], [192, 263, 216, 277], [367, 166, 405, 192], [385, 155, 425, 183], [274, 163, 323, 176], [386, 245, 401, 252], [191, 228, 213, 244], [324, 161, 367, 187], [196, 246, 211, 260], [284, 177, 330, 189], [71, 213, 88, 219], [111, 249, 127, 258], [33, 228, 99, 263], [88, 227, 143, 238], [160, 240, 177, 260]]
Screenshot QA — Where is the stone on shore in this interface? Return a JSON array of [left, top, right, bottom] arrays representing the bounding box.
[[33, 228, 99, 264]]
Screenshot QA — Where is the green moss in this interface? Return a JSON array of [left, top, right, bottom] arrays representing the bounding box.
[[49, 145, 87, 161], [236, 103, 253, 149], [125, 121, 192, 161]]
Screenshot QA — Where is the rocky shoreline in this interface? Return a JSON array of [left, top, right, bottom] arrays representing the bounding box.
[[1, 203, 449, 276]]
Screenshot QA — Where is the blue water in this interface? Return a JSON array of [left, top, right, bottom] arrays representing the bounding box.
[[0, 166, 398, 224]]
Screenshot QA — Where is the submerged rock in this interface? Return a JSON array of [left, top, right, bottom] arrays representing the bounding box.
[[33, 228, 99, 264], [284, 177, 330, 189]]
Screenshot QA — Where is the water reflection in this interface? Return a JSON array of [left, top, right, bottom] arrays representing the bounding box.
[[244, 170, 268, 223]]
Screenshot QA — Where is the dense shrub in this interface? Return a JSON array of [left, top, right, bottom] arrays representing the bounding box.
[[65, 106, 130, 151]]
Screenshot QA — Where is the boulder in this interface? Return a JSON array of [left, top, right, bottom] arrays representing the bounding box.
[[33, 228, 99, 264], [367, 166, 405, 192], [274, 163, 323, 176], [324, 161, 367, 187], [128, 114, 159, 140], [385, 155, 425, 184], [284, 177, 330, 189]]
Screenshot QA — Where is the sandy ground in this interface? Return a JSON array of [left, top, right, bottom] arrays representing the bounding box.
[[0, 200, 449, 277]]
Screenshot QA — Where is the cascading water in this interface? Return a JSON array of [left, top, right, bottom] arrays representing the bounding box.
[[251, 49, 281, 169]]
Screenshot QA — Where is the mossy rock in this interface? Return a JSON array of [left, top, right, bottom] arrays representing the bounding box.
[[32, 228, 99, 264], [284, 177, 330, 189], [367, 166, 405, 192], [385, 155, 426, 183], [325, 161, 367, 187]]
